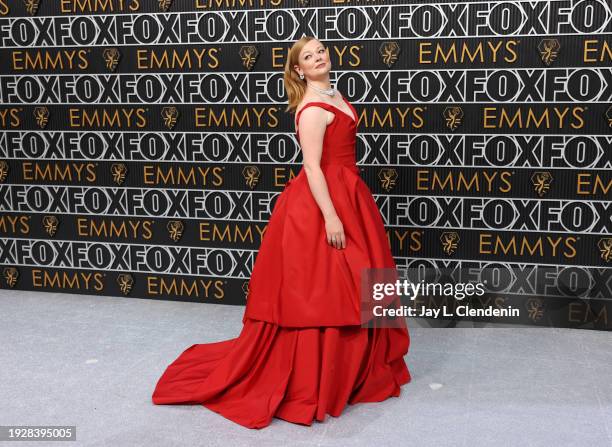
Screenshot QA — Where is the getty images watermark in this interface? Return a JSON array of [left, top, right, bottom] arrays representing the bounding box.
[[359, 266, 603, 328]]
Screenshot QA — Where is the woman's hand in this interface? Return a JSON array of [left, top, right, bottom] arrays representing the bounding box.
[[325, 215, 346, 249]]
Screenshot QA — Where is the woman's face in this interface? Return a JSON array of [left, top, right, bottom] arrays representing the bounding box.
[[294, 40, 330, 81]]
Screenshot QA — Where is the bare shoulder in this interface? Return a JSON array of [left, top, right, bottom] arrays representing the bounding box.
[[299, 91, 346, 114], [295, 97, 334, 127], [296, 95, 323, 116], [296, 105, 330, 129]]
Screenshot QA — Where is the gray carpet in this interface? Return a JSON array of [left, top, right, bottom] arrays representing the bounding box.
[[1, 289, 610, 447]]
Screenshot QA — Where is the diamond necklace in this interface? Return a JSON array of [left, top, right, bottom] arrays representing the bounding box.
[[308, 82, 336, 97]]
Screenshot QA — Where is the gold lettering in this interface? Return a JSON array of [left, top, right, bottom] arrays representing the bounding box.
[[480, 234, 577, 258], [576, 173, 612, 195], [0, 215, 30, 234], [76, 217, 153, 240], [69, 108, 146, 128], [147, 276, 224, 299], [32, 269, 104, 291]]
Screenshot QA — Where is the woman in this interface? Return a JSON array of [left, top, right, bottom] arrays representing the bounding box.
[[151, 36, 411, 429]]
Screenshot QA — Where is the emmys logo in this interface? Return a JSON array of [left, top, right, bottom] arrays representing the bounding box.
[[443, 106, 463, 131], [34, 107, 49, 129], [531, 172, 553, 197], [379, 41, 401, 67], [378, 168, 398, 191], [42, 215, 59, 237], [242, 281, 250, 300], [111, 163, 128, 185], [117, 273, 134, 295], [239, 46, 259, 71], [440, 231, 459, 255], [22, 0, 39, 15], [538, 39, 560, 66], [242, 165, 261, 189], [161, 107, 179, 129], [0, 161, 8, 182], [606, 106, 612, 128], [598, 238, 612, 262], [3, 267, 19, 287], [158, 0, 172, 12], [103, 48, 121, 72], [526, 298, 545, 322], [167, 220, 184, 242]]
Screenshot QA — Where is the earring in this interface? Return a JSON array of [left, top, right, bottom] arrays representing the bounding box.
[[299, 74, 304, 79]]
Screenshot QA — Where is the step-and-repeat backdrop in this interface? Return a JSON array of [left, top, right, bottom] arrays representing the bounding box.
[[0, 0, 610, 329]]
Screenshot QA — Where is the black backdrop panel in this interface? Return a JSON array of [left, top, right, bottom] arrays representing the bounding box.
[[0, 0, 611, 329]]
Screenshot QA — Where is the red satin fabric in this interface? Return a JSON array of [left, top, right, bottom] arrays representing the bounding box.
[[152, 96, 411, 429]]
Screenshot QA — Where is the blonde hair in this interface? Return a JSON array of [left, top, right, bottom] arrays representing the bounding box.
[[283, 36, 318, 114]]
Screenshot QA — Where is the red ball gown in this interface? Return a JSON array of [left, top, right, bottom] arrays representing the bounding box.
[[152, 96, 411, 429]]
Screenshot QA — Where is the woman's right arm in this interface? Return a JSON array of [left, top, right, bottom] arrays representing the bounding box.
[[296, 107, 346, 249]]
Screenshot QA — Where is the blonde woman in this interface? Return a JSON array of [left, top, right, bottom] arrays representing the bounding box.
[[152, 36, 411, 429]]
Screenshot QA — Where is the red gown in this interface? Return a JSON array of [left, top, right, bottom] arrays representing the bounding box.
[[151, 96, 411, 429]]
